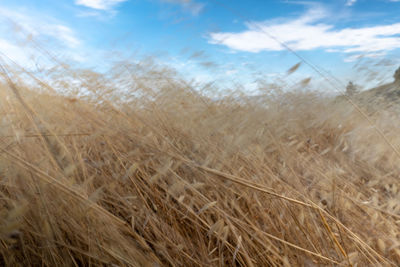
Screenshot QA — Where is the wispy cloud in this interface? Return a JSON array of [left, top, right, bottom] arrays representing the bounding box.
[[209, 7, 400, 59], [75, 0, 128, 11], [345, 0, 357, 6], [0, 7, 80, 49], [0, 7, 84, 67], [225, 69, 238, 76], [47, 25, 81, 48], [161, 0, 205, 16], [0, 38, 32, 65]]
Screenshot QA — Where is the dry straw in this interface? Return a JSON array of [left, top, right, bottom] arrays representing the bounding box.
[[0, 51, 399, 266]]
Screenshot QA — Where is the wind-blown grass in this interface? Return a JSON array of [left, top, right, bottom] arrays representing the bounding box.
[[0, 60, 399, 266]]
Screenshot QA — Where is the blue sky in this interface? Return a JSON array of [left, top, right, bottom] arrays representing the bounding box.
[[0, 0, 400, 93]]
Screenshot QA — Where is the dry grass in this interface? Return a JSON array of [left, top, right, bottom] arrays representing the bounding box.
[[0, 59, 399, 266]]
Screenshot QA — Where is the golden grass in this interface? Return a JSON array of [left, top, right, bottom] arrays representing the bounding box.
[[0, 61, 399, 266]]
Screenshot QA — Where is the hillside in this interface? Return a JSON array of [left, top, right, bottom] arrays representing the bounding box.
[[351, 67, 400, 111]]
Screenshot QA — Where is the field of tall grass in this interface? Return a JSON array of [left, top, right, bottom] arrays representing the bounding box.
[[0, 59, 399, 266]]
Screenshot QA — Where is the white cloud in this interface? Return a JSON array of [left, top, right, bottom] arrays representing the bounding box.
[[0, 7, 84, 68], [225, 69, 238, 75], [346, 0, 357, 6], [209, 7, 400, 58], [0, 39, 32, 66], [0, 8, 80, 49], [47, 25, 81, 48], [75, 0, 127, 10], [161, 0, 205, 16]]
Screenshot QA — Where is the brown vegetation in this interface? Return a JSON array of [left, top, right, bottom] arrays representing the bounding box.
[[0, 61, 399, 266]]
